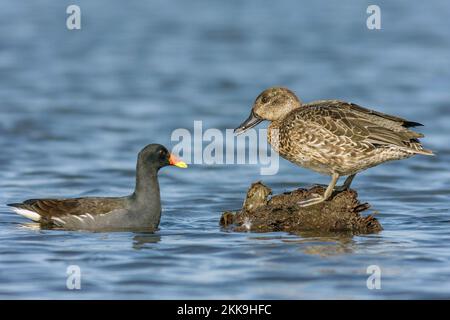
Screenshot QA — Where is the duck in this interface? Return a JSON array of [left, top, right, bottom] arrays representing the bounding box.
[[234, 87, 433, 207], [7, 144, 187, 231]]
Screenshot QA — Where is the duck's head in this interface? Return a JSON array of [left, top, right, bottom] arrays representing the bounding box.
[[138, 144, 187, 171], [234, 87, 301, 135]]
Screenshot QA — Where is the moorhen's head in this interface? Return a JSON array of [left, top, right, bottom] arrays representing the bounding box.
[[138, 144, 187, 171], [234, 87, 302, 135]]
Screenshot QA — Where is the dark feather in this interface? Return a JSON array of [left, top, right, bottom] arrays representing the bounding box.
[[299, 100, 430, 153], [8, 197, 127, 222]]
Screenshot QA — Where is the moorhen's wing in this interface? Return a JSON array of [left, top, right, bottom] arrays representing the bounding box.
[[8, 197, 127, 223]]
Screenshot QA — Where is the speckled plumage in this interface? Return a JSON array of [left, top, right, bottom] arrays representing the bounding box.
[[235, 87, 433, 206], [268, 99, 432, 176]]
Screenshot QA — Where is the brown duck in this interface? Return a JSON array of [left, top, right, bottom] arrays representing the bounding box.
[[235, 87, 433, 207]]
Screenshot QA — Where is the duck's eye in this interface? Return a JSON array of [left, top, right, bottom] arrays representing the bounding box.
[[261, 96, 269, 103]]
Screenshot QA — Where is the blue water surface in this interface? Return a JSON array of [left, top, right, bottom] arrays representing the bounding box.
[[0, 0, 449, 299]]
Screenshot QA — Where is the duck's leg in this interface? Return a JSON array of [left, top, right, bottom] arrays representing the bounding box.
[[334, 174, 356, 192], [298, 173, 340, 207]]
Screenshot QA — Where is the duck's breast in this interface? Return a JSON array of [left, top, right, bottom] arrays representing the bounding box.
[[268, 119, 339, 175]]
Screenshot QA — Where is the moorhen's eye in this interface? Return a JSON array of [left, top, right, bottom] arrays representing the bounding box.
[[158, 149, 166, 158]]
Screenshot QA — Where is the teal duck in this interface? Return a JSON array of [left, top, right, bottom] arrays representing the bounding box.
[[8, 144, 187, 231], [235, 87, 433, 207]]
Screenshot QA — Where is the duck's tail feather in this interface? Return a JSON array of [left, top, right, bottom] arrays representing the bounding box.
[[403, 139, 434, 156], [412, 148, 435, 156]]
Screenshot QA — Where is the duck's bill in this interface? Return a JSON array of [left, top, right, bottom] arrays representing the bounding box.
[[234, 112, 263, 135], [169, 154, 188, 168]]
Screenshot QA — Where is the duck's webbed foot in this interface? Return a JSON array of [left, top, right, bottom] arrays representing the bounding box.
[[297, 195, 326, 207], [298, 173, 340, 208]]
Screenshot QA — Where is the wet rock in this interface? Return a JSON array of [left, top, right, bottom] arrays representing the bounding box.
[[220, 181, 382, 234]]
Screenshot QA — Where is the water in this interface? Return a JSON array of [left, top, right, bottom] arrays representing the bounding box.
[[1, 0, 450, 299]]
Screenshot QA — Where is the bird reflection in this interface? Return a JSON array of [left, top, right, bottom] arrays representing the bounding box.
[[285, 231, 356, 256], [132, 232, 161, 249], [18, 223, 162, 249], [251, 230, 358, 256]]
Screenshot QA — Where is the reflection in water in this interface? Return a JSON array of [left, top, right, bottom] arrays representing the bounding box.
[[18, 223, 162, 250], [18, 222, 42, 231], [253, 231, 356, 256], [292, 231, 355, 257], [132, 233, 161, 249], [299, 239, 355, 257]]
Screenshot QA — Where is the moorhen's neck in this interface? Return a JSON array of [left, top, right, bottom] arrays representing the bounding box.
[[132, 162, 161, 206]]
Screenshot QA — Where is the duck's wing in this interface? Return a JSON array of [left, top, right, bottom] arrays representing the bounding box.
[[338, 101, 423, 128], [7, 197, 126, 223], [297, 100, 433, 154]]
